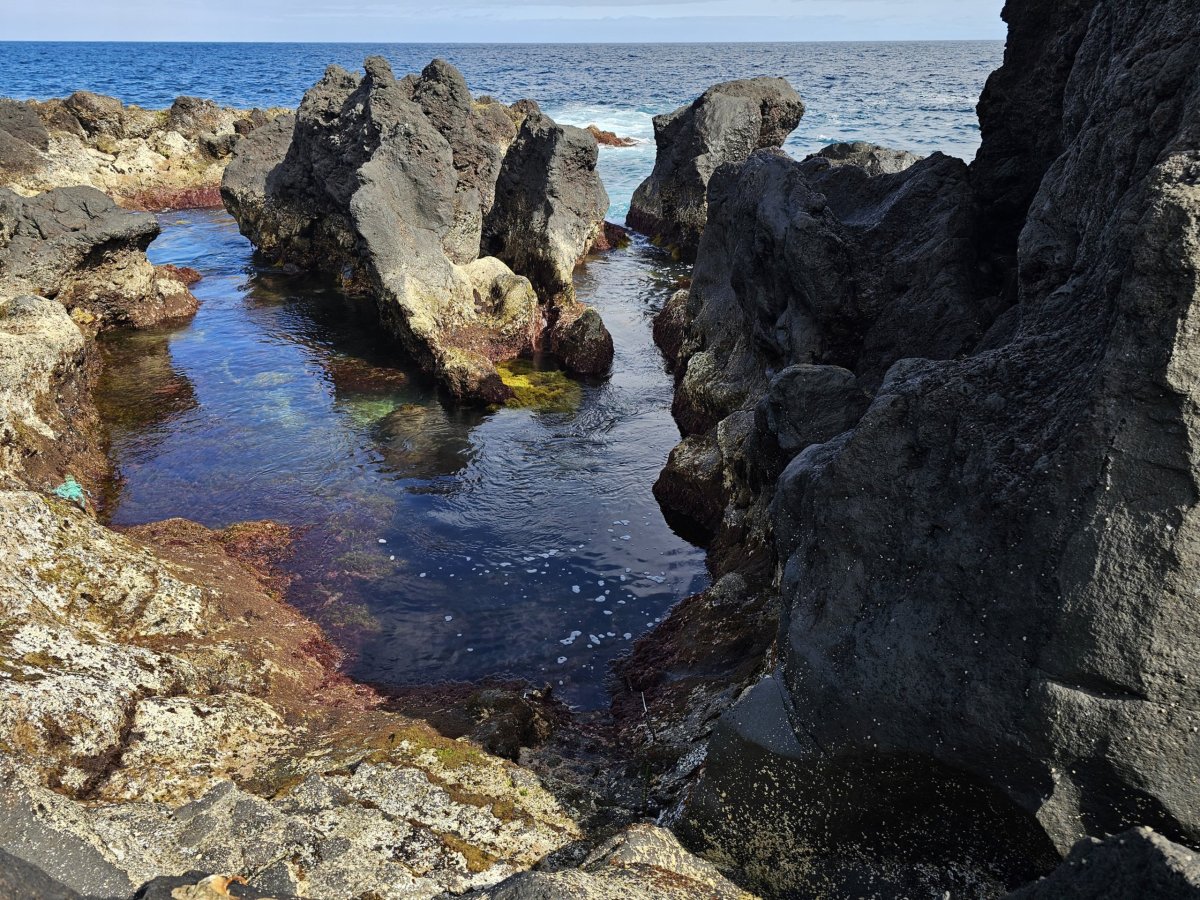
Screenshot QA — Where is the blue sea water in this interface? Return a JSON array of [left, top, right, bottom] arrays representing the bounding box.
[[2, 43, 1002, 706], [0, 41, 1001, 218]]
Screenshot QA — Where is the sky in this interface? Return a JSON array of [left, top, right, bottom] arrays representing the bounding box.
[[2, 0, 1007, 43]]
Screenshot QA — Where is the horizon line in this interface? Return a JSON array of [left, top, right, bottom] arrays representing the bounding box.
[[0, 38, 1005, 45]]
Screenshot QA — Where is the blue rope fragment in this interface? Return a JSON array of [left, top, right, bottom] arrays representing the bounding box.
[[51, 475, 86, 507]]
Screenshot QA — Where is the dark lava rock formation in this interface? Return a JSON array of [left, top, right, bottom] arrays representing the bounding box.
[[1006, 827, 1200, 900], [222, 57, 613, 403], [626, 77, 805, 259], [0, 186, 197, 331], [626, 0, 1200, 895]]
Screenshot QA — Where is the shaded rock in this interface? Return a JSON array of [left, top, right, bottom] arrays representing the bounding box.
[[550, 307, 613, 377], [653, 434, 725, 540], [651, 288, 688, 369], [0, 99, 50, 151], [223, 58, 611, 400], [0, 128, 43, 180], [808, 140, 922, 176], [680, 0, 1200, 892], [1006, 828, 1200, 899], [0, 848, 80, 900], [627, 77, 804, 258], [660, 145, 992, 553], [756, 364, 871, 461], [0, 186, 197, 329], [971, 0, 1098, 264]]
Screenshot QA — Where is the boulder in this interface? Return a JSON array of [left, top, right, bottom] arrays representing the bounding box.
[[0, 186, 197, 330], [807, 140, 921, 176], [627, 77, 804, 258], [62, 90, 125, 138], [0, 99, 51, 151], [1006, 828, 1200, 899], [223, 57, 613, 400], [679, 0, 1200, 892]]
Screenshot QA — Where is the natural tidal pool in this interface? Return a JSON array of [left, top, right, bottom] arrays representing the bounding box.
[[96, 209, 707, 708]]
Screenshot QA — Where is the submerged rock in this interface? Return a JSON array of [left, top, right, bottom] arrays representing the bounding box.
[[662, 0, 1200, 893], [222, 57, 613, 403], [627, 77, 804, 258]]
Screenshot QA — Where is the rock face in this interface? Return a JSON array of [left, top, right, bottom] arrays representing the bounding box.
[[462, 824, 754, 900], [0, 186, 197, 330], [1006, 828, 1200, 900], [222, 57, 613, 402], [626, 78, 804, 258], [0, 93, 288, 211], [662, 0, 1200, 894]]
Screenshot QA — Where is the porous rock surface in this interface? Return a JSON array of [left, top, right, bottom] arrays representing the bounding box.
[[0, 93, 288, 210], [0, 186, 197, 331], [641, 0, 1200, 895], [626, 77, 804, 258], [460, 824, 754, 900], [1005, 827, 1200, 900], [0, 328, 583, 897], [222, 57, 614, 401]]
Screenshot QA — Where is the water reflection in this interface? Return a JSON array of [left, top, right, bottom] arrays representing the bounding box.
[[97, 209, 707, 707]]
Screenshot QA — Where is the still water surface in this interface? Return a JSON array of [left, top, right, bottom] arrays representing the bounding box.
[[98, 210, 705, 708]]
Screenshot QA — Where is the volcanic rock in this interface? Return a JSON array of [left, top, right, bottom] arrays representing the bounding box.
[[627, 77, 804, 258]]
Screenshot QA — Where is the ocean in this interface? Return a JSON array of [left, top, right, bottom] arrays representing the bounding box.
[[0, 41, 1002, 218]]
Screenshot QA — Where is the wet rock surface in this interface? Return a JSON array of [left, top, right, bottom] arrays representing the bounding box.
[[0, 92, 288, 211], [222, 57, 613, 402], [641, 0, 1200, 894], [626, 77, 804, 259]]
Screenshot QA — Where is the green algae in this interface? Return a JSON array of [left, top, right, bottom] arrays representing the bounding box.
[[497, 360, 582, 413]]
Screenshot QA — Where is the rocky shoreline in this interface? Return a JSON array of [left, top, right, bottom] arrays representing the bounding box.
[[2, 3, 1199, 897]]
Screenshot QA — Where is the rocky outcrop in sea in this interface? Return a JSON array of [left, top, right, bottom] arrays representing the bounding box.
[[626, 77, 805, 259], [0, 92, 288, 211], [627, 0, 1200, 895], [223, 57, 614, 403]]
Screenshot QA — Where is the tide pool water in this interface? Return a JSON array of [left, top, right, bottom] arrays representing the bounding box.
[[97, 211, 705, 707], [26, 42, 1000, 705]]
